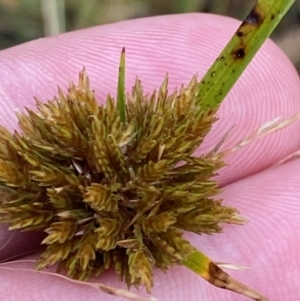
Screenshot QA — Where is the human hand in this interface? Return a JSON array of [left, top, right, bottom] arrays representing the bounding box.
[[0, 13, 299, 301]]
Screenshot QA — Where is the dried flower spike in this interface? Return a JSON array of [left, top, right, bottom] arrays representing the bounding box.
[[0, 51, 264, 301]]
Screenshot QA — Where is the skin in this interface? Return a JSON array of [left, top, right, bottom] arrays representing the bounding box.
[[0, 13, 299, 301]]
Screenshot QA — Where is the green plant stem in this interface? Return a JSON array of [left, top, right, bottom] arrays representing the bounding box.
[[198, 0, 296, 109], [117, 47, 126, 123]]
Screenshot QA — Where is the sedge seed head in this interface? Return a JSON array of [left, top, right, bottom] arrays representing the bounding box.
[[0, 69, 239, 291]]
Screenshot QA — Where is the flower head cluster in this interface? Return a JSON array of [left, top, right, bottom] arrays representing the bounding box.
[[0, 70, 239, 291]]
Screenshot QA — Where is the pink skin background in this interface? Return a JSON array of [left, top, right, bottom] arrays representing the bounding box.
[[0, 13, 300, 301]]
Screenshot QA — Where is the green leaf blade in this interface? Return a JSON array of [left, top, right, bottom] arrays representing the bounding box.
[[117, 47, 126, 123]]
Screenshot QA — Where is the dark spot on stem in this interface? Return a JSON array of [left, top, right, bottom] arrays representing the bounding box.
[[233, 48, 245, 59], [271, 13, 275, 20], [244, 6, 263, 26], [236, 31, 244, 37]]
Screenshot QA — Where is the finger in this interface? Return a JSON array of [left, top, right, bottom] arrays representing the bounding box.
[[1, 158, 300, 301], [0, 13, 300, 269], [0, 14, 299, 185]]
